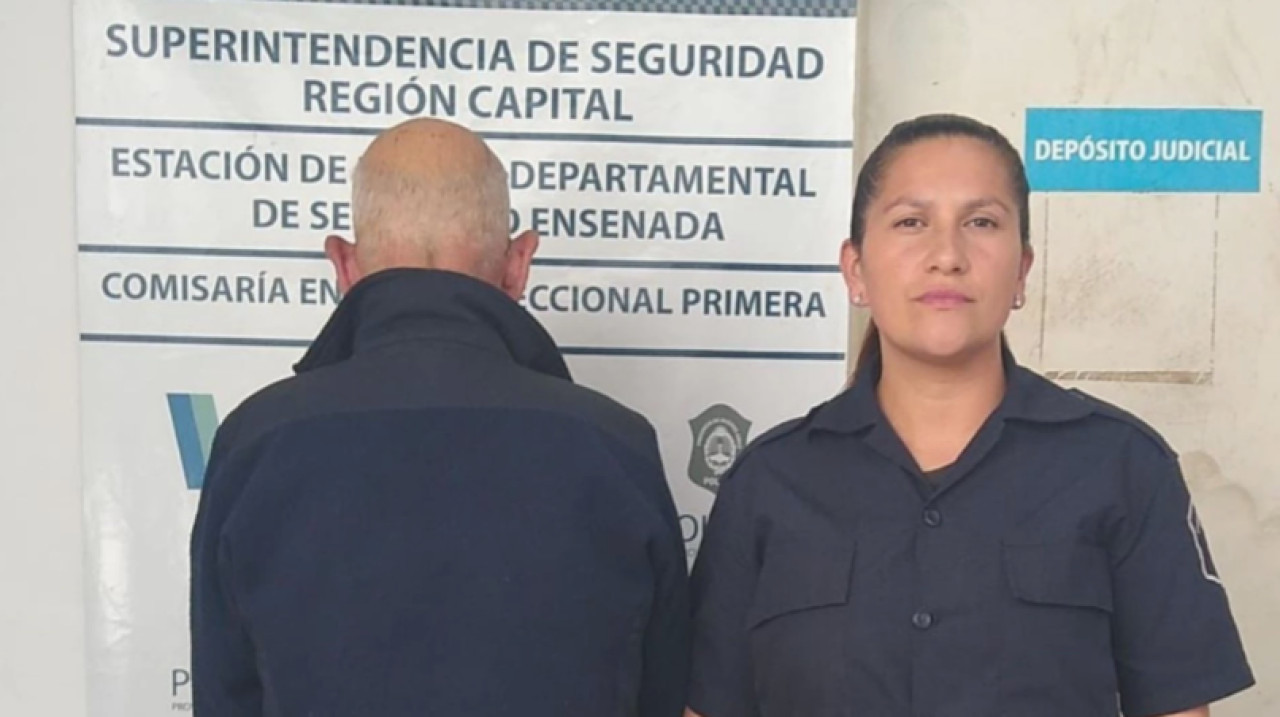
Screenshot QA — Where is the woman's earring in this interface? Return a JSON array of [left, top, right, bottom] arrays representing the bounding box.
[[852, 294, 865, 307], [1013, 294, 1026, 310]]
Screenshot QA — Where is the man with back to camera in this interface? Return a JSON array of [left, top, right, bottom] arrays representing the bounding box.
[[189, 117, 690, 716]]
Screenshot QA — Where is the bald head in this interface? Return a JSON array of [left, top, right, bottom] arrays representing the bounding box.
[[351, 118, 510, 277], [324, 119, 539, 298], [326, 118, 538, 299]]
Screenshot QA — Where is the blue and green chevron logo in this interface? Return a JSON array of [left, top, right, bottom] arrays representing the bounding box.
[[166, 393, 220, 490]]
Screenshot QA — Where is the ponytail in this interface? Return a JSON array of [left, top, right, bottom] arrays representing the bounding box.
[[852, 320, 881, 382]]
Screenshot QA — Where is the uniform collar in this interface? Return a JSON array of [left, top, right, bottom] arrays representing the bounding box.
[[809, 342, 1092, 435], [293, 267, 571, 382]]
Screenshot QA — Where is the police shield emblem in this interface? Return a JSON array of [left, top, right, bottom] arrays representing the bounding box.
[[688, 404, 752, 494], [1188, 503, 1223, 585]]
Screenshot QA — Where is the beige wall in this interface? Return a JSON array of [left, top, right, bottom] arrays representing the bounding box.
[[0, 0, 86, 715], [853, 1, 1279, 713]]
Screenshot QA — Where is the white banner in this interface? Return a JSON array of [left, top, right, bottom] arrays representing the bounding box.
[[73, 0, 855, 712]]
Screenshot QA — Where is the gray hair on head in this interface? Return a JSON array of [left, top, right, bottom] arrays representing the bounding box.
[[350, 121, 511, 276]]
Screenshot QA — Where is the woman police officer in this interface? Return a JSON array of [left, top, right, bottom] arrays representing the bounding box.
[[684, 114, 1253, 717]]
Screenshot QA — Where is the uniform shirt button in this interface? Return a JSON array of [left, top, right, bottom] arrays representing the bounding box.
[[912, 611, 935, 630], [923, 508, 943, 527]]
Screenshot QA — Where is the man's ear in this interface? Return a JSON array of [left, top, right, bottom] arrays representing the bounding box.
[[500, 230, 539, 301], [324, 234, 361, 294]]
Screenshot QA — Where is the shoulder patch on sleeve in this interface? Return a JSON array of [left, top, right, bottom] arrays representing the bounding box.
[[1187, 502, 1223, 585]]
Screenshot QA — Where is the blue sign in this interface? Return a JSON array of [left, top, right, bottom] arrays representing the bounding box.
[[167, 393, 219, 490], [1025, 108, 1262, 192]]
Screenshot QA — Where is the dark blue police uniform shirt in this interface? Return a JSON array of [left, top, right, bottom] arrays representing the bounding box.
[[689, 349, 1254, 717]]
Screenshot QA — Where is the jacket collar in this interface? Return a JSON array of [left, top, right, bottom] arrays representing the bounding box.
[[294, 268, 571, 382]]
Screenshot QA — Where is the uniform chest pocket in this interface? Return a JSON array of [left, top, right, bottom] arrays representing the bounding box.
[[1002, 540, 1113, 613], [745, 536, 856, 717], [998, 541, 1120, 716], [747, 536, 856, 628]]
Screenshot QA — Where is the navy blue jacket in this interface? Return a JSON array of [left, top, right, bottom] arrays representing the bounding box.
[[190, 268, 689, 716]]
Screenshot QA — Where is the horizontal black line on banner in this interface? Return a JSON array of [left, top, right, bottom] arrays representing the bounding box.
[[79, 333, 845, 361], [82, 244, 327, 260], [251, 0, 857, 19], [75, 117, 854, 149], [78, 244, 841, 273], [562, 347, 845, 361], [537, 258, 839, 273], [82, 333, 312, 349]]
